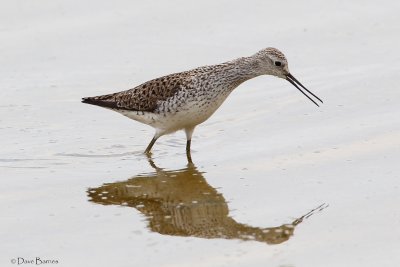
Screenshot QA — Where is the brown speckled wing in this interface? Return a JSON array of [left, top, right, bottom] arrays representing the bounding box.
[[82, 72, 189, 112]]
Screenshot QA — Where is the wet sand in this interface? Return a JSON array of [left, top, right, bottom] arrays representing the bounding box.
[[1, 1, 400, 266]]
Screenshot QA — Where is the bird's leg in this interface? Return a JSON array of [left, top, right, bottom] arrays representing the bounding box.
[[186, 139, 191, 153], [186, 139, 192, 163], [185, 127, 195, 163], [144, 136, 158, 154]]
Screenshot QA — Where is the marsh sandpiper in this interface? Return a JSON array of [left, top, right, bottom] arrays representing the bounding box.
[[82, 48, 322, 161]]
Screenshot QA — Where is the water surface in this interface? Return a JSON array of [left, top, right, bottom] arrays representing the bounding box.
[[1, 1, 400, 266]]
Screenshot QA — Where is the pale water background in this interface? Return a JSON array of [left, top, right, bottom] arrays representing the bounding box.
[[1, 1, 400, 266]]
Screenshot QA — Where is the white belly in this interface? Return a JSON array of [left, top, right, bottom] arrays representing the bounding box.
[[118, 88, 232, 135]]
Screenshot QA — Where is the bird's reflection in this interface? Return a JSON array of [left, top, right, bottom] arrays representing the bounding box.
[[87, 158, 326, 244]]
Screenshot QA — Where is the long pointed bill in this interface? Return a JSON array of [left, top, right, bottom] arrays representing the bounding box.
[[286, 73, 323, 107]]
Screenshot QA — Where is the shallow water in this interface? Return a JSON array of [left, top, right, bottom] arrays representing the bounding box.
[[2, 1, 400, 266], [87, 158, 327, 245]]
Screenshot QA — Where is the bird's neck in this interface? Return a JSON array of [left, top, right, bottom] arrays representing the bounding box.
[[219, 56, 264, 88]]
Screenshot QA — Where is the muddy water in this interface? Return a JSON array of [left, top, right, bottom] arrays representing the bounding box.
[[2, 1, 400, 267]]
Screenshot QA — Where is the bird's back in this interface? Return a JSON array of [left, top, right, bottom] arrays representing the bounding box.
[[82, 71, 191, 112]]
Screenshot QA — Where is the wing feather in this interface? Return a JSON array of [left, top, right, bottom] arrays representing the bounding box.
[[82, 72, 190, 112]]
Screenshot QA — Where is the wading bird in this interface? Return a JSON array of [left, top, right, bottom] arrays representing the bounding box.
[[82, 48, 322, 161]]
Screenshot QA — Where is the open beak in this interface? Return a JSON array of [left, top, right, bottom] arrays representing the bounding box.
[[286, 73, 323, 107]]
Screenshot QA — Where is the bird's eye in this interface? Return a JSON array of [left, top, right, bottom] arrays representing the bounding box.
[[274, 61, 282, 67]]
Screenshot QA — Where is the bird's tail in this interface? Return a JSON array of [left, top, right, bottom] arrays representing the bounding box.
[[81, 94, 119, 109]]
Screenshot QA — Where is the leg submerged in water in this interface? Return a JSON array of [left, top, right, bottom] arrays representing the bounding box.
[[145, 136, 158, 154], [185, 127, 195, 163]]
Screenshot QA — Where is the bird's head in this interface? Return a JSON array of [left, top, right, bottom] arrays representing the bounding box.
[[252, 47, 323, 106]]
